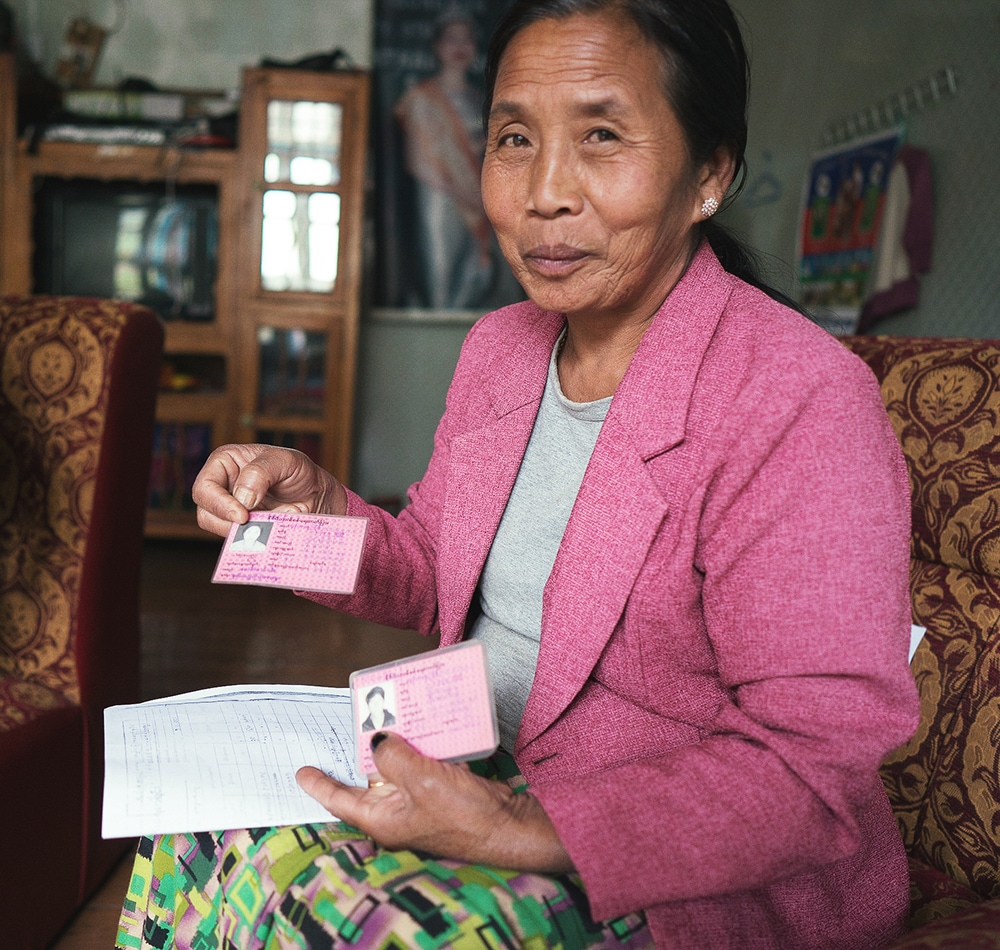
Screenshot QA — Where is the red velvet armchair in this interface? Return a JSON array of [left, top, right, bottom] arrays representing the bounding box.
[[0, 296, 163, 949], [843, 336, 1000, 948]]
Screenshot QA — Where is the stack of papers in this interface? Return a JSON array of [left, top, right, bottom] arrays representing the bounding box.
[[102, 685, 363, 838]]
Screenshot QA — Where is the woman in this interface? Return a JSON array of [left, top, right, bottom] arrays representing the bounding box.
[[119, 2, 919, 948], [360, 685, 395, 731], [393, 11, 518, 309]]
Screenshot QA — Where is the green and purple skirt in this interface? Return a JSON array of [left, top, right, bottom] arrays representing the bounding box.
[[116, 755, 651, 949]]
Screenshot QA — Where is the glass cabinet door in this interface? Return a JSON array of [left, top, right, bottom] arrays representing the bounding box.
[[265, 100, 342, 184], [256, 326, 327, 416], [258, 99, 345, 294], [260, 190, 341, 292], [235, 67, 370, 485]]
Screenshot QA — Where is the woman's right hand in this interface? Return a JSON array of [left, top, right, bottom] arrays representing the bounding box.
[[192, 443, 348, 538]]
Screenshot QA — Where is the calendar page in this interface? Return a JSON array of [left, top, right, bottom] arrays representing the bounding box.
[[212, 511, 368, 594], [350, 641, 498, 777]]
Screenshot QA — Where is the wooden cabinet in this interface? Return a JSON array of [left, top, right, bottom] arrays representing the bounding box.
[[0, 54, 370, 537], [231, 67, 369, 494]]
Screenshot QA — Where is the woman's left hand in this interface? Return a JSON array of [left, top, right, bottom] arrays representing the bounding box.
[[296, 733, 574, 874]]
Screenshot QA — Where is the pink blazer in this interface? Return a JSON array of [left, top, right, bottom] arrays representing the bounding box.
[[310, 244, 920, 949]]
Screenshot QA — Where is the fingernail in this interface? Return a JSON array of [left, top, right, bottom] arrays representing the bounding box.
[[234, 486, 257, 509], [370, 732, 388, 751]]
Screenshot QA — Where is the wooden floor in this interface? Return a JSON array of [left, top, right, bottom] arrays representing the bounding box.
[[50, 537, 435, 950]]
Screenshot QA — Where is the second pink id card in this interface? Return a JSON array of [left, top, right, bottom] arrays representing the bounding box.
[[350, 641, 498, 777], [212, 511, 368, 593]]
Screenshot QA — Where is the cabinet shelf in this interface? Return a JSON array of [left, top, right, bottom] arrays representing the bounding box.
[[155, 392, 230, 417], [0, 54, 370, 537], [162, 324, 231, 353], [14, 139, 238, 182], [249, 415, 329, 432]]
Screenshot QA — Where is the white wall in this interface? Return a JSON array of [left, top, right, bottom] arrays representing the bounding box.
[[10, 0, 373, 89]]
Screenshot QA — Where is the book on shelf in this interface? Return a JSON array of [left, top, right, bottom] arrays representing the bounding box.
[[63, 89, 187, 122], [40, 122, 171, 146]]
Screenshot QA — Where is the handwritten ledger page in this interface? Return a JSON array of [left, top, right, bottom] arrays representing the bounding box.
[[102, 685, 363, 838]]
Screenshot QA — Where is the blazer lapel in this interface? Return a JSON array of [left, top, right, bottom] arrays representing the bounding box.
[[518, 434, 670, 748], [435, 307, 564, 644], [435, 411, 536, 645], [516, 243, 735, 747]]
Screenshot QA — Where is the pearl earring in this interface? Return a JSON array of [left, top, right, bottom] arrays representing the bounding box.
[[701, 196, 719, 218]]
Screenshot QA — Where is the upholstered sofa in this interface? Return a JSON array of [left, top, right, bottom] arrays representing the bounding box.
[[841, 336, 1000, 948], [0, 296, 163, 949]]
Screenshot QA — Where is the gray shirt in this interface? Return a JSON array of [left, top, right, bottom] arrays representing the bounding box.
[[469, 334, 611, 750]]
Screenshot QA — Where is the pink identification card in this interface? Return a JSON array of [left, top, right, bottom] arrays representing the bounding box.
[[350, 641, 498, 777], [212, 511, 368, 593]]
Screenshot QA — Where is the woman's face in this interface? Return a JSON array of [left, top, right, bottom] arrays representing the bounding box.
[[482, 11, 719, 324], [435, 21, 476, 72]]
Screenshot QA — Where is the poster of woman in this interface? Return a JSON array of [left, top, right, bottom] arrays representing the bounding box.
[[372, 0, 522, 314]]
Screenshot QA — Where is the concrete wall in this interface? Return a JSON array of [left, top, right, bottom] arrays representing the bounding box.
[[729, 0, 1000, 341]]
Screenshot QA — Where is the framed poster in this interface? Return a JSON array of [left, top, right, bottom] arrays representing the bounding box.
[[797, 127, 904, 332], [371, 0, 523, 321]]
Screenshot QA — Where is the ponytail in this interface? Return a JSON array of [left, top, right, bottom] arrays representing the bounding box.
[[703, 220, 805, 313]]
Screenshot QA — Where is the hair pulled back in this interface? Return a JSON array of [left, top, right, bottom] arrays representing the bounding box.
[[483, 0, 762, 287]]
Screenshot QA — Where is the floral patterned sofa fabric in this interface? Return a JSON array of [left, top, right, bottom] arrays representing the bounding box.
[[0, 295, 163, 950], [843, 337, 1000, 948], [843, 337, 1000, 577], [1, 300, 122, 720]]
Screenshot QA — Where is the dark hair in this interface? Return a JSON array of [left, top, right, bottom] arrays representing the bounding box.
[[482, 0, 766, 290], [366, 686, 386, 703]]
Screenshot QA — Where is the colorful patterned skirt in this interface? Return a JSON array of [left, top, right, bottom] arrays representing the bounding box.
[[116, 755, 651, 949]]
